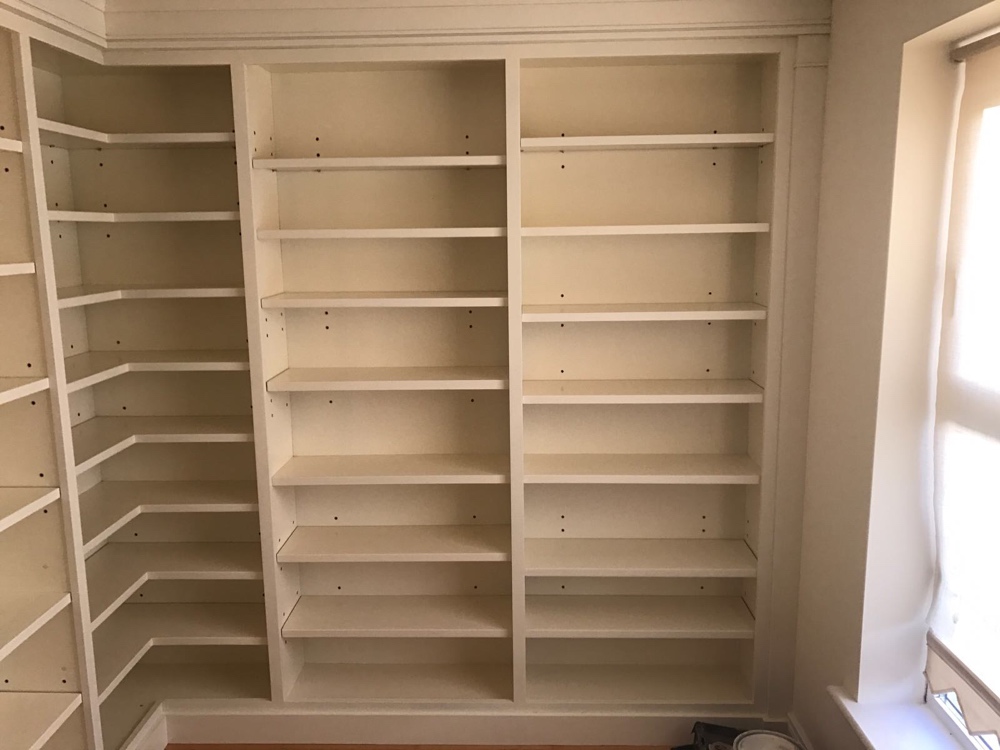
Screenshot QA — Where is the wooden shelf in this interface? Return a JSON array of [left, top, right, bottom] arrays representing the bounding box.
[[0, 487, 60, 535], [94, 602, 266, 701], [261, 291, 507, 309], [72, 415, 254, 474], [257, 227, 506, 240], [268, 366, 509, 392], [0, 377, 49, 407], [525, 595, 754, 639], [0, 262, 35, 277], [273, 454, 510, 486], [524, 539, 757, 578], [522, 302, 766, 322], [100, 662, 269, 750], [283, 595, 511, 638], [0, 591, 71, 662], [0, 136, 23, 153], [526, 664, 751, 705], [49, 210, 240, 223], [523, 379, 763, 404], [38, 118, 236, 149], [65, 349, 250, 393], [524, 453, 760, 484], [0, 692, 82, 750], [58, 285, 244, 309], [521, 134, 775, 151], [255, 155, 505, 170], [85, 542, 264, 628], [81, 480, 258, 556], [288, 662, 512, 703], [521, 224, 768, 237], [277, 525, 511, 563]]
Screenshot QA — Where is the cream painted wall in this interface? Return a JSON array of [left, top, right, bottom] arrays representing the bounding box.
[[794, 1, 1000, 748]]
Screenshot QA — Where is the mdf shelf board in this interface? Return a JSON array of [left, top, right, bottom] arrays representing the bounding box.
[[522, 302, 767, 323], [93, 602, 267, 701], [257, 227, 507, 240], [525, 595, 754, 639], [80, 480, 258, 555], [282, 595, 512, 638], [0, 692, 82, 750], [0, 136, 23, 153], [72, 416, 255, 474], [57, 285, 245, 309], [521, 224, 769, 237], [273, 454, 510, 486], [523, 379, 764, 404], [255, 156, 506, 170], [287, 662, 513, 703], [0, 591, 72, 662], [0, 487, 60, 535], [65, 350, 251, 393], [48, 211, 240, 223], [524, 453, 760, 484], [38, 119, 236, 149], [521, 134, 775, 151], [524, 539, 758, 578], [85, 542, 264, 628], [0, 377, 49, 407], [277, 525, 512, 563], [526, 664, 751, 705], [0, 262, 35, 277], [262, 291, 507, 309], [268, 366, 509, 392]]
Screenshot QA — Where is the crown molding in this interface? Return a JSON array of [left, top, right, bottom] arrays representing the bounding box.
[[0, 0, 104, 54]]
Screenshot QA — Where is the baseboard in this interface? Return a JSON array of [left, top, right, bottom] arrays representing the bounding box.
[[123, 704, 168, 750], [788, 711, 817, 750]]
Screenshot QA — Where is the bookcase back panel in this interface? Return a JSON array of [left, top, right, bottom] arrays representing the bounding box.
[[90, 372, 252, 417], [0, 276, 46, 376], [107, 512, 260, 544], [0, 393, 58, 486], [83, 299, 250, 351], [126, 580, 264, 604], [527, 637, 740, 666], [269, 64, 506, 158], [305, 638, 510, 665], [99, 443, 258, 482], [0, 501, 67, 591], [297, 485, 511, 526], [0, 31, 19, 140], [0, 151, 32, 263], [0, 608, 79, 691], [526, 577, 744, 596], [300, 562, 512, 596]]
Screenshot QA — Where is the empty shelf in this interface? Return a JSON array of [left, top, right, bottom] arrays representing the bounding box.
[[0, 262, 35, 277], [524, 453, 760, 484], [0, 487, 60, 535], [268, 366, 509, 392], [523, 379, 763, 404], [0, 136, 23, 153], [283, 595, 511, 638], [94, 602, 266, 701], [273, 454, 510, 486], [49, 210, 240, 223], [288, 662, 512, 703], [0, 591, 71, 662], [72, 416, 254, 474], [58, 285, 244, 309], [525, 539, 757, 578], [85, 542, 264, 628], [65, 349, 250, 392], [101, 661, 268, 750], [277, 525, 511, 563], [521, 133, 775, 151], [527, 664, 751, 705], [38, 119, 235, 148], [522, 302, 766, 322], [0, 377, 49, 407], [521, 224, 768, 237], [262, 291, 507, 309], [257, 227, 506, 240], [0, 692, 81, 750], [525, 595, 754, 639], [81, 480, 258, 555], [255, 155, 505, 170]]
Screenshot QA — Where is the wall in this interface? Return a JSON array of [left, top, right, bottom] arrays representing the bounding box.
[[794, 1, 1000, 748]]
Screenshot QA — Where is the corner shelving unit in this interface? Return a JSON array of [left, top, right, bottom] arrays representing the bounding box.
[[28, 41, 267, 749]]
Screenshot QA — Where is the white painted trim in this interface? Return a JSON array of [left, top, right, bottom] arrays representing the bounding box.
[[0, 0, 104, 53], [830, 686, 965, 750], [121, 705, 167, 750], [788, 711, 818, 750]]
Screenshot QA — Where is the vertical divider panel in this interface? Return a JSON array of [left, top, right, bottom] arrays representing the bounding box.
[[12, 32, 102, 750], [505, 57, 527, 703], [232, 63, 301, 702]]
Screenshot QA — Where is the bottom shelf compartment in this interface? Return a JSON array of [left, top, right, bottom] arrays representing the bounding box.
[[0, 692, 82, 750]]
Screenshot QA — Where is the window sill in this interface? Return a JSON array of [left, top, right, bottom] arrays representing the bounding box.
[[830, 686, 966, 750]]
